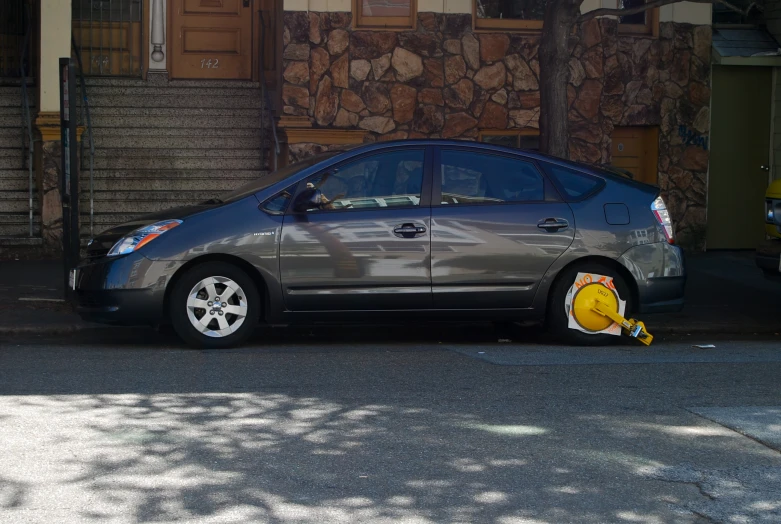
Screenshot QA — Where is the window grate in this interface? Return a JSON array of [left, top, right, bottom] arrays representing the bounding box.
[[72, 0, 143, 77], [0, 0, 33, 79]]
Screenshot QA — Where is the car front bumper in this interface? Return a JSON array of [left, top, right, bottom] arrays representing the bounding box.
[[618, 242, 686, 314], [74, 253, 182, 325]]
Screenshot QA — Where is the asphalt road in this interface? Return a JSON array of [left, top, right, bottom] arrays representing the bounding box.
[[1, 325, 780, 524]]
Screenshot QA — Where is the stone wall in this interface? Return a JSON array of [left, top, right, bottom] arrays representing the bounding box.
[[281, 12, 711, 249]]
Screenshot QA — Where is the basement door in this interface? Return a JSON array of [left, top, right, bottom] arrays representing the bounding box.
[[171, 0, 253, 80], [707, 66, 772, 250], [611, 127, 659, 185]]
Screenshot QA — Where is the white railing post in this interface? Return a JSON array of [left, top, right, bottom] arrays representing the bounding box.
[[149, 0, 166, 70]]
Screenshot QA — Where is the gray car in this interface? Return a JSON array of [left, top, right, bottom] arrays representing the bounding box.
[[74, 140, 685, 348]]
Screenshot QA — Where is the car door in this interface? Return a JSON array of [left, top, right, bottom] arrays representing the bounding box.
[[280, 147, 433, 311], [431, 147, 575, 309]]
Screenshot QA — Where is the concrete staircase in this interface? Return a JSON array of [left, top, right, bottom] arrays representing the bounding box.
[[0, 81, 38, 244], [78, 77, 271, 239]]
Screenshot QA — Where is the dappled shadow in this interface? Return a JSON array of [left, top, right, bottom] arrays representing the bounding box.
[[0, 341, 780, 522]]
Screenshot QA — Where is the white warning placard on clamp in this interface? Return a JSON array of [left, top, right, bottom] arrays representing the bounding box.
[[565, 272, 626, 337]]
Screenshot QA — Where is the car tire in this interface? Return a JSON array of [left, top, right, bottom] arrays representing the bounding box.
[[547, 262, 634, 346], [169, 262, 260, 349]]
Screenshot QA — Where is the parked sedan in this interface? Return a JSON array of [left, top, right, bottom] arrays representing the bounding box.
[[74, 140, 685, 348]]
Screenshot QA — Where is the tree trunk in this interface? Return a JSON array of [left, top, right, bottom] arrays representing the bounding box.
[[538, 0, 582, 159]]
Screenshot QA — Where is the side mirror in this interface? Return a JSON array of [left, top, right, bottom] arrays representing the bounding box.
[[293, 187, 324, 213]]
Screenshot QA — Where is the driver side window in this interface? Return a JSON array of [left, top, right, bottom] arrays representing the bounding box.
[[303, 149, 425, 212]]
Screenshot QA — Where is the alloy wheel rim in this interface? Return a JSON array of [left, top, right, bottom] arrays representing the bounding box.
[[186, 276, 248, 338]]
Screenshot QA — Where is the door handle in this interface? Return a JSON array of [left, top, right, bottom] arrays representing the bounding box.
[[393, 223, 427, 238], [537, 218, 569, 232]]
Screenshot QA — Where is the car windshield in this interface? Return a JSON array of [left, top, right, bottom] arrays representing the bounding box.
[[210, 152, 340, 204]]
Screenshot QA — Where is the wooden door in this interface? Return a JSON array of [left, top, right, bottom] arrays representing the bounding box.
[[171, 0, 253, 80], [707, 66, 772, 250], [611, 127, 659, 185]]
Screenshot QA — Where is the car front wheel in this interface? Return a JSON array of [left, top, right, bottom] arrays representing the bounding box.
[[169, 262, 260, 349], [547, 262, 634, 346]]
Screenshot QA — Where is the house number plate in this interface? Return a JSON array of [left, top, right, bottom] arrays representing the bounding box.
[[200, 58, 220, 69]]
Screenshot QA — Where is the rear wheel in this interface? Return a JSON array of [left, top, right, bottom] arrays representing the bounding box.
[[547, 262, 634, 346], [169, 262, 260, 349]]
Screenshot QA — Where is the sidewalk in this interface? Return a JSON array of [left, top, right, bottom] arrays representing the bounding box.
[[1, 252, 780, 337]]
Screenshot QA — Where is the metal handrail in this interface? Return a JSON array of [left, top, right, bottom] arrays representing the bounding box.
[[259, 10, 280, 172], [72, 35, 95, 237], [19, 0, 34, 237]]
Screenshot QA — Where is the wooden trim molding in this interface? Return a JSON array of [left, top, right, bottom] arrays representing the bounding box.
[[35, 112, 86, 142], [618, 6, 660, 37], [283, 128, 367, 145], [353, 0, 416, 30], [473, 1, 543, 32]]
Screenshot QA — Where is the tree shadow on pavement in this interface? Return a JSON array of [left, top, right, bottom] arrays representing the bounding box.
[[0, 338, 780, 522]]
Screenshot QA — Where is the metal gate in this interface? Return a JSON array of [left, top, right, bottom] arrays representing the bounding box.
[[72, 0, 143, 77]]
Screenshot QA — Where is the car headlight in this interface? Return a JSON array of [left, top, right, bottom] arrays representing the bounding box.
[[108, 219, 182, 256]]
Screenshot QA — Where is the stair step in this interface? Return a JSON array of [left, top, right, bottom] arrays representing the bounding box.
[[0, 148, 27, 157], [80, 190, 218, 202], [83, 168, 266, 178], [82, 95, 264, 109], [87, 107, 264, 118], [0, 129, 27, 139], [91, 135, 265, 149], [90, 115, 261, 129], [78, 86, 263, 98], [0, 157, 28, 169], [0, 171, 35, 191], [84, 78, 261, 89], [0, 236, 42, 245], [0, 106, 26, 115], [0, 115, 26, 127], [0, 200, 40, 213], [91, 156, 264, 170], [79, 177, 259, 192], [90, 147, 262, 158], [89, 127, 262, 137], [79, 200, 211, 214]]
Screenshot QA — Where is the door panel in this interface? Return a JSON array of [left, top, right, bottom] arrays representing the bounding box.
[[707, 65, 772, 249], [611, 127, 659, 185], [431, 149, 575, 309], [280, 210, 432, 311], [432, 204, 574, 308], [279, 148, 432, 311], [171, 0, 252, 79]]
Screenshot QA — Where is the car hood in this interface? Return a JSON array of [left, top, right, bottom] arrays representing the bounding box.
[[86, 204, 217, 258]]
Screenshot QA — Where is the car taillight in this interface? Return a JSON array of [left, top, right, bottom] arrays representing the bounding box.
[[651, 196, 674, 244]]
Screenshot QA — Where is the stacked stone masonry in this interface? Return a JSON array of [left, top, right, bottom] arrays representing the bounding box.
[[282, 12, 711, 249]]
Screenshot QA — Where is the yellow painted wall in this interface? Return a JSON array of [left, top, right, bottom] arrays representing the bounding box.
[[39, 0, 72, 113]]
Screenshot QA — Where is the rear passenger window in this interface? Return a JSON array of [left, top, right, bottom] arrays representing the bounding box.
[[440, 150, 545, 205], [543, 164, 603, 201]]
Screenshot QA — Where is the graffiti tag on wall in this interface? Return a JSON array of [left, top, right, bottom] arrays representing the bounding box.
[[679, 125, 709, 151]]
